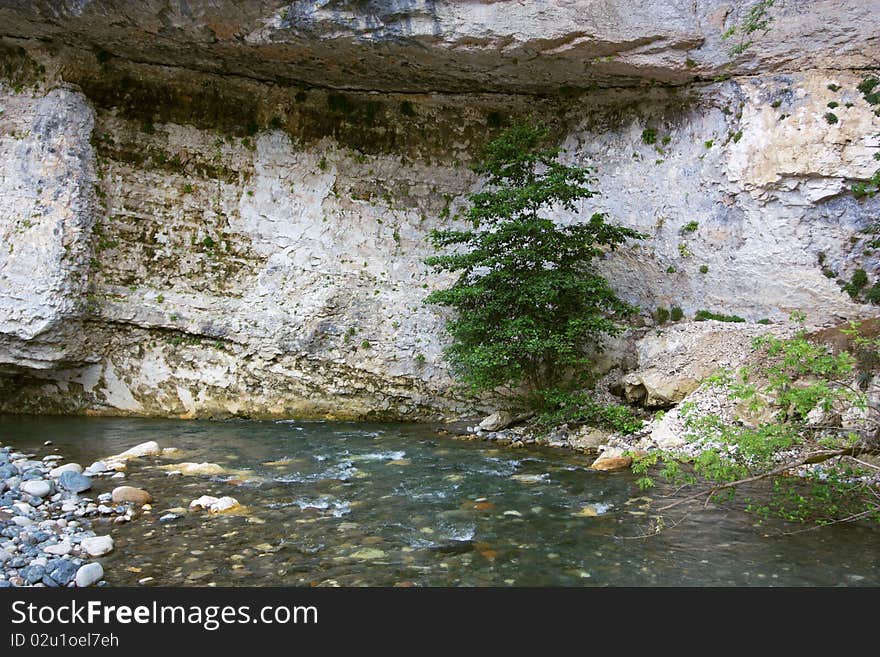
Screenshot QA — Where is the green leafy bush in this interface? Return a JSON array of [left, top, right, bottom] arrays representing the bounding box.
[[694, 310, 745, 323], [535, 389, 642, 435], [670, 306, 684, 321], [426, 124, 644, 397], [632, 322, 880, 525]]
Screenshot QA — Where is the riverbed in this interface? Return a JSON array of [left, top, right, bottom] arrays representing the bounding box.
[[2, 415, 879, 586]]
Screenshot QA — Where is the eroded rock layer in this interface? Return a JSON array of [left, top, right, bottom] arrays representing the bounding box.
[[0, 1, 878, 419]]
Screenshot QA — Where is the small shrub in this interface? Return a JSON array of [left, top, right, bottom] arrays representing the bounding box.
[[654, 307, 670, 324], [681, 221, 699, 233], [866, 283, 880, 304], [535, 389, 643, 435], [360, 340, 371, 349], [826, 101, 839, 109], [694, 309, 745, 323], [827, 83, 841, 92], [732, 131, 743, 143], [844, 268, 869, 298], [666, 266, 677, 274], [704, 139, 714, 149], [678, 243, 693, 257], [757, 318, 771, 325], [641, 128, 657, 145], [182, 183, 193, 194], [670, 306, 684, 321], [699, 264, 709, 274], [770, 99, 782, 108], [824, 112, 838, 125]]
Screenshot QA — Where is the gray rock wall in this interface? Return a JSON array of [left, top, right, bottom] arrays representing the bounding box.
[[0, 1, 877, 419]]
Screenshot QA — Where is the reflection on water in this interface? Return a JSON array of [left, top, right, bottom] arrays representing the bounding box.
[[2, 415, 879, 586]]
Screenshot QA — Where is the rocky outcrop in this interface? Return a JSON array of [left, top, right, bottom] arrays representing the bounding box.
[[2, 1, 876, 92], [0, 2, 878, 419], [620, 321, 789, 407], [0, 85, 96, 371]]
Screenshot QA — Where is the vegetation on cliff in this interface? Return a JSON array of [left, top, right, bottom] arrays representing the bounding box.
[[425, 123, 644, 406], [633, 316, 880, 528]]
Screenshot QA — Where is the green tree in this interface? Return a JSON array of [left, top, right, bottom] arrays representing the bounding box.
[[425, 124, 644, 402]]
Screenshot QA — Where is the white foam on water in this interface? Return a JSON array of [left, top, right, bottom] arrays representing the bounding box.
[[350, 450, 406, 462]]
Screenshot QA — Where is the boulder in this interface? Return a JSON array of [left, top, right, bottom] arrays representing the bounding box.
[[479, 412, 516, 432]]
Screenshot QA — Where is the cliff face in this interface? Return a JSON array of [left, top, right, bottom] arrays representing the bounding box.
[[0, 1, 878, 419]]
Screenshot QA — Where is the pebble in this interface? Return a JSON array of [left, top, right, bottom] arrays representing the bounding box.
[[75, 562, 103, 588], [159, 513, 179, 523]]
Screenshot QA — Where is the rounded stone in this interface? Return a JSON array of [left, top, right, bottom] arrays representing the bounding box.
[[75, 562, 104, 587], [80, 535, 113, 557], [20, 480, 52, 498], [58, 471, 92, 493], [49, 463, 83, 478], [111, 486, 153, 505]]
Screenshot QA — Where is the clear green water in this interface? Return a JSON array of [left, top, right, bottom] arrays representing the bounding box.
[[2, 415, 879, 586]]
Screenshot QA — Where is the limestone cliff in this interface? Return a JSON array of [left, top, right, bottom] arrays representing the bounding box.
[[0, 1, 878, 419]]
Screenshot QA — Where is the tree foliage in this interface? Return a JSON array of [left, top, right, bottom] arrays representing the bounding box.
[[633, 317, 880, 526], [425, 124, 644, 399]]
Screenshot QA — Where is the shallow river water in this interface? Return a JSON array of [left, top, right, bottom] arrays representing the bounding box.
[[2, 415, 879, 586]]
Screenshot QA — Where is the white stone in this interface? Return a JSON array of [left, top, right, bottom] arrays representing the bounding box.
[[75, 562, 104, 587], [20, 480, 52, 498], [44, 542, 72, 556], [80, 535, 114, 557], [109, 441, 161, 461], [49, 463, 83, 478]]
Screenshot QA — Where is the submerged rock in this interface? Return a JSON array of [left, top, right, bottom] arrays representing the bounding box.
[[159, 462, 225, 476], [189, 495, 241, 513], [108, 441, 161, 462]]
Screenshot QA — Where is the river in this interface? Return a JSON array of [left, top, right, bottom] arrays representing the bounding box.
[[2, 415, 878, 586]]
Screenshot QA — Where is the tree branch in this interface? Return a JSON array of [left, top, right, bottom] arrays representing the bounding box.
[[656, 447, 873, 512]]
